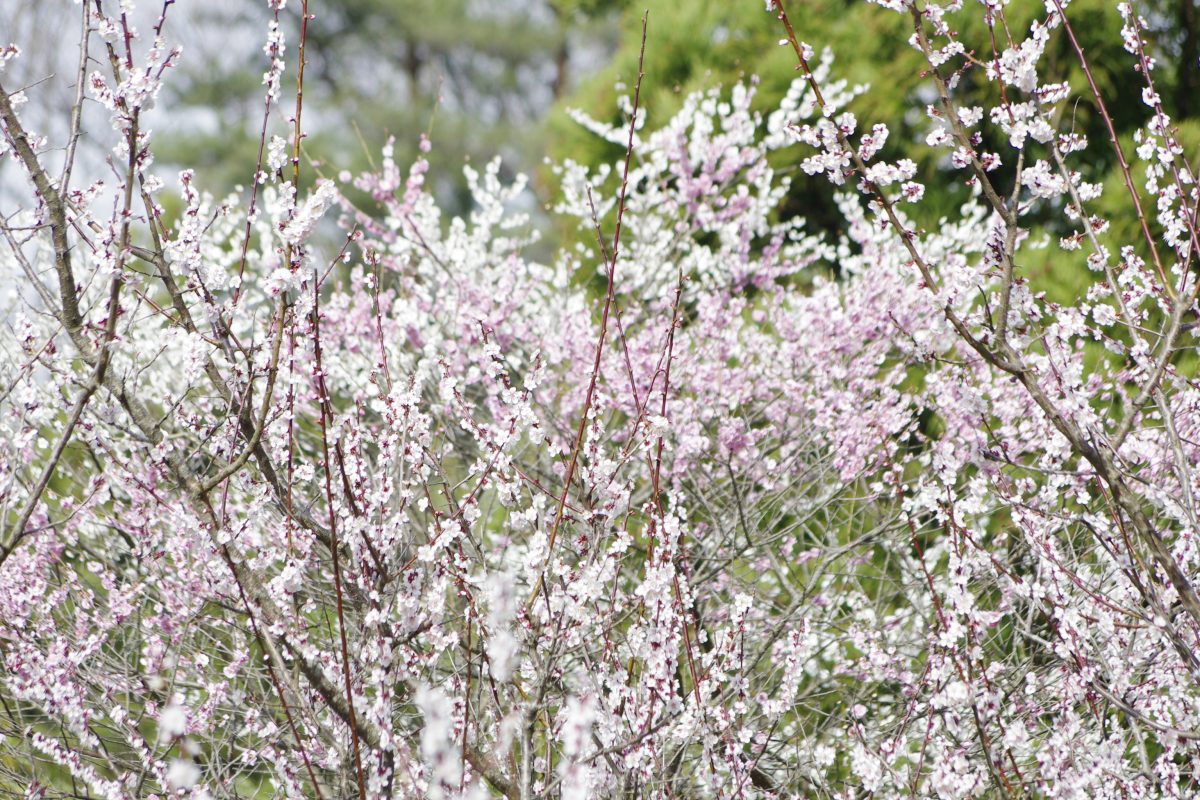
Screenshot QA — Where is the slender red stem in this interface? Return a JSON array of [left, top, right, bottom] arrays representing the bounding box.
[[524, 11, 649, 613]]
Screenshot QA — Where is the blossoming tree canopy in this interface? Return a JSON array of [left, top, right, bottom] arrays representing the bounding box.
[[1, 0, 1200, 797]]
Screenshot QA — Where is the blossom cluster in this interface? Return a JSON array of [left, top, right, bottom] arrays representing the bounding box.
[[1, 0, 1199, 798]]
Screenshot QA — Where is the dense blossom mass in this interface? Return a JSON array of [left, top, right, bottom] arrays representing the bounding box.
[[2, 0, 1200, 797]]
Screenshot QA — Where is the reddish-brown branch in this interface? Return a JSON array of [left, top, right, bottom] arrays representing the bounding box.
[[524, 11, 649, 613]]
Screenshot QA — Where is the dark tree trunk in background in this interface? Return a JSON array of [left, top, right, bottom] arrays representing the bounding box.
[[404, 40, 422, 101], [1177, 0, 1198, 118], [552, 40, 570, 99]]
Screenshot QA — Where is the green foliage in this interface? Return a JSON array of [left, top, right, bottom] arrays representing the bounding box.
[[551, 0, 1197, 263], [161, 0, 620, 212]]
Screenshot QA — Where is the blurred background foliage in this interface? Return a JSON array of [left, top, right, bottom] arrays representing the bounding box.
[[152, 0, 626, 213], [551, 0, 1199, 281], [2, 0, 1198, 285]]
